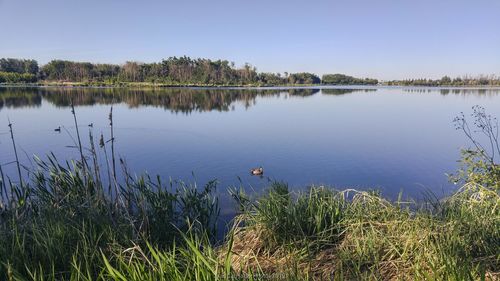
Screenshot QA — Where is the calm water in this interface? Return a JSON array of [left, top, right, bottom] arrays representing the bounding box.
[[1, 86, 500, 217]]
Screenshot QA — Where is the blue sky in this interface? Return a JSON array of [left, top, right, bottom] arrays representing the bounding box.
[[1, 0, 499, 80]]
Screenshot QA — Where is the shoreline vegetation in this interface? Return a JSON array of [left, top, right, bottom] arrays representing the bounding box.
[[2, 57, 500, 88], [0, 101, 499, 280]]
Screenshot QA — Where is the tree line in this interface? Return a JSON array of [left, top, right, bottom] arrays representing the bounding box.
[[0, 58, 39, 83], [1, 57, 322, 86], [0, 57, 381, 86], [6, 57, 498, 87], [386, 75, 500, 87], [321, 73, 378, 85]]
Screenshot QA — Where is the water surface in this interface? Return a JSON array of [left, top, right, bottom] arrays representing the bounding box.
[[1, 86, 500, 216]]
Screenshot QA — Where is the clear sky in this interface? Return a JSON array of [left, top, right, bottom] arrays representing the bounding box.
[[1, 0, 499, 80]]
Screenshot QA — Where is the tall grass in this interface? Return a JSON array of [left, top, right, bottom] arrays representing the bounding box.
[[227, 182, 499, 280], [248, 182, 344, 251], [1, 158, 498, 280], [0, 110, 220, 280], [0, 154, 220, 280], [0, 106, 498, 280]]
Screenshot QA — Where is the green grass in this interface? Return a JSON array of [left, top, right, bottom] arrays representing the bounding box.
[[0, 157, 498, 280], [227, 182, 499, 280], [0, 153, 220, 280], [0, 108, 498, 280]]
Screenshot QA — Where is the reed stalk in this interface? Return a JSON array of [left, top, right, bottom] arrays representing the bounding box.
[[70, 101, 87, 183], [7, 120, 22, 189]]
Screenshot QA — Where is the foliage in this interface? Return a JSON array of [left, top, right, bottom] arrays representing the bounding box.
[[250, 182, 344, 250], [0, 71, 37, 83], [452, 149, 500, 190], [451, 106, 500, 190], [0, 155, 220, 280], [41, 60, 120, 82], [0, 57, 329, 86], [322, 73, 378, 85], [0, 108, 219, 279], [0, 58, 38, 74], [0, 104, 499, 280], [34, 57, 325, 86], [257, 72, 287, 86], [287, 72, 320, 84], [229, 184, 499, 280], [0, 58, 39, 84], [37, 58, 288, 86], [387, 75, 500, 86], [4, 56, 500, 87]]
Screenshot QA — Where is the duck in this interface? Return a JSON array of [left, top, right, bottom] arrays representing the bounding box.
[[250, 166, 264, 176], [54, 126, 61, 132], [88, 123, 93, 128]]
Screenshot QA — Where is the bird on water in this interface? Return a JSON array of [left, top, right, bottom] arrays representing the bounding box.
[[250, 166, 264, 176]]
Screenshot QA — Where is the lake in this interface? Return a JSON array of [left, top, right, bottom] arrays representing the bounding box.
[[1, 86, 500, 218]]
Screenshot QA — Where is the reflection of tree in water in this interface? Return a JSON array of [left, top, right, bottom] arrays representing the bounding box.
[[402, 88, 500, 97], [321, 88, 376, 95], [3, 86, 499, 112], [287, 89, 320, 96], [0, 88, 42, 109], [0, 87, 327, 113]]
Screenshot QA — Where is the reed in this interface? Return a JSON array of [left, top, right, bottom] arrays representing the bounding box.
[[70, 101, 87, 178], [0, 110, 220, 280], [7, 119, 22, 187], [0, 159, 498, 280], [0, 108, 498, 280]]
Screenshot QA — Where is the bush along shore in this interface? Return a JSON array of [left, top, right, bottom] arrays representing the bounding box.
[[0, 106, 499, 280]]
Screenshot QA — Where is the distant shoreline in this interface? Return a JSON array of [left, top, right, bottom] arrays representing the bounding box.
[[2, 82, 500, 90], [2, 58, 499, 88]]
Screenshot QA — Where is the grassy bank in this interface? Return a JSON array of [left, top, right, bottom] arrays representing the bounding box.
[[0, 165, 498, 280], [0, 154, 221, 280], [227, 183, 499, 280], [0, 145, 498, 280], [0, 106, 498, 280]]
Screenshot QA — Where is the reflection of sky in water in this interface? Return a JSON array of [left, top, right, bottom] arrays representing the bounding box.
[[1, 86, 500, 217]]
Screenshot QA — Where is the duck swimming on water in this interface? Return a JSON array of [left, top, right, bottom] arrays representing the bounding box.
[[54, 126, 61, 132], [250, 166, 264, 176]]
